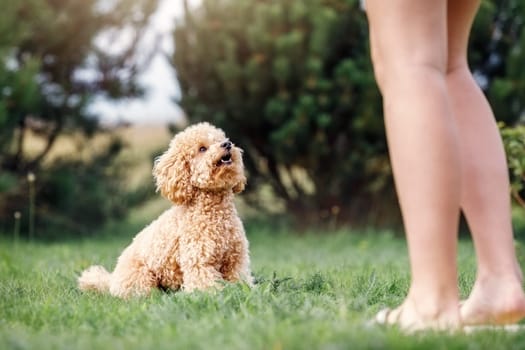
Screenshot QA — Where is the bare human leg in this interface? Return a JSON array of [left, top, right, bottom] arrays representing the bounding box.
[[366, 0, 461, 331], [446, 0, 525, 326]]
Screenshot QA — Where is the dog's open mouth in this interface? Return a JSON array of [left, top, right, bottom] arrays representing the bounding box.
[[217, 152, 233, 166]]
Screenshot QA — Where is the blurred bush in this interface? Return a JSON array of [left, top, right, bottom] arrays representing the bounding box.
[[471, 0, 525, 124], [173, 0, 525, 228], [0, 0, 159, 238], [174, 0, 391, 227], [500, 123, 525, 208], [1, 137, 129, 238]]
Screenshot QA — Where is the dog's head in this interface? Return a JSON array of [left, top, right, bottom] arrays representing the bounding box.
[[153, 122, 246, 204]]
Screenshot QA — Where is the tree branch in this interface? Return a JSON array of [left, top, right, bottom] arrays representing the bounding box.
[[28, 118, 63, 169], [12, 116, 26, 171], [513, 190, 525, 209]]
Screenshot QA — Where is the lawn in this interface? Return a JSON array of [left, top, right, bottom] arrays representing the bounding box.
[[2, 221, 525, 349]]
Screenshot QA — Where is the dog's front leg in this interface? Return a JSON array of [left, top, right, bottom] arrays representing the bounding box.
[[220, 240, 253, 286], [180, 263, 222, 292], [179, 247, 222, 292]]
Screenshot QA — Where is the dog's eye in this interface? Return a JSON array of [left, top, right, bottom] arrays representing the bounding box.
[[199, 146, 207, 153]]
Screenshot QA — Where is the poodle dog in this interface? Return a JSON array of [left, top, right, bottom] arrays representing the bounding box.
[[78, 122, 252, 298]]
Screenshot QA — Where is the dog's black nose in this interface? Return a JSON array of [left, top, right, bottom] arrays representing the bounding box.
[[221, 140, 232, 150]]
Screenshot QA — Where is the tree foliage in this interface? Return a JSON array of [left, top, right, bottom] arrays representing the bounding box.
[[500, 124, 525, 208], [471, 0, 525, 123], [0, 0, 158, 236], [174, 0, 390, 226], [173, 0, 525, 227]]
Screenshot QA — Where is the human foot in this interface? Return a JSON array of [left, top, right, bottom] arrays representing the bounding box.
[[461, 276, 525, 326], [373, 299, 461, 332]]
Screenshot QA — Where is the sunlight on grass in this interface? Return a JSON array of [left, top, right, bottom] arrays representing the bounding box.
[[1, 228, 525, 349]]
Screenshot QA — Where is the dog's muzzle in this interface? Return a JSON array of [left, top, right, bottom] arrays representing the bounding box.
[[221, 140, 232, 150], [217, 151, 233, 166], [218, 152, 233, 165], [217, 140, 233, 166]]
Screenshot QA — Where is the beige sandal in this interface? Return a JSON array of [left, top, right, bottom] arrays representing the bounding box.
[[374, 308, 401, 326], [463, 324, 525, 333], [372, 306, 462, 333], [371, 307, 421, 333], [460, 300, 525, 332], [374, 305, 525, 333]]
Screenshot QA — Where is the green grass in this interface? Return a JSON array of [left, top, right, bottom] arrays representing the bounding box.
[[2, 225, 525, 349]]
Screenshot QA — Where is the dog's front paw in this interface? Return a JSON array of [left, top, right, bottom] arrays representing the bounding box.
[[180, 265, 223, 292]]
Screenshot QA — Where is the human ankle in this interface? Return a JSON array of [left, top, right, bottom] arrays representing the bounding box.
[[474, 269, 523, 288], [406, 290, 459, 321], [476, 256, 523, 280]]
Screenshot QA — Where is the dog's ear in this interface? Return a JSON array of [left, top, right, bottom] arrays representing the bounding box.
[[153, 148, 194, 205], [232, 174, 247, 194]]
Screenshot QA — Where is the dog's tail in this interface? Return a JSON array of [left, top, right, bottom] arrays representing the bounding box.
[[78, 265, 111, 293]]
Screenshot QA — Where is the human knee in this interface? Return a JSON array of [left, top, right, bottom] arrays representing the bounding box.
[[370, 40, 446, 91], [372, 57, 447, 94]]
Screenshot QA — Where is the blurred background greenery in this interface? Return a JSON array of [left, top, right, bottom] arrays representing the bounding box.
[[0, 0, 524, 239]]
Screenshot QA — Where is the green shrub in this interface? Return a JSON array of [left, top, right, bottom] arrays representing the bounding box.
[[173, 0, 525, 228], [0, 137, 131, 239], [500, 123, 525, 208], [174, 0, 393, 227]]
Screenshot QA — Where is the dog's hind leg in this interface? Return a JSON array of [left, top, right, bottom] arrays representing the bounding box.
[[108, 257, 157, 298]]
